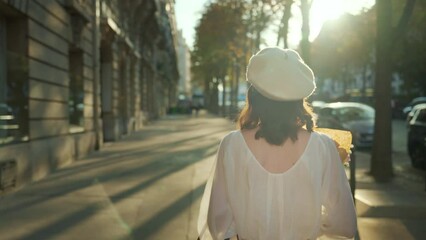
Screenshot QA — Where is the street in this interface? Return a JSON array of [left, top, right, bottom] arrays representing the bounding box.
[[0, 114, 425, 240], [392, 120, 424, 187], [354, 119, 425, 192], [353, 119, 425, 188]]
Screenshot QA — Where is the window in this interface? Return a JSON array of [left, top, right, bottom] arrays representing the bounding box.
[[415, 109, 426, 123], [68, 49, 85, 133], [336, 107, 374, 122], [0, 15, 29, 145], [0, 17, 7, 142]]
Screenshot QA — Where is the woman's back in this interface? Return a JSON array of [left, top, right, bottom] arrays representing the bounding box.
[[198, 131, 356, 240], [241, 128, 311, 174]]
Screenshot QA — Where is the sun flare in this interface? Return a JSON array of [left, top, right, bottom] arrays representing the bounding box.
[[309, 0, 346, 41], [311, 0, 345, 21], [308, 0, 375, 41]]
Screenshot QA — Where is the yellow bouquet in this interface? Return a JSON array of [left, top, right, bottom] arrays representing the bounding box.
[[315, 128, 353, 165]]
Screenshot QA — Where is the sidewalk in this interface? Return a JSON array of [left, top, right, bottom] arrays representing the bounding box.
[[0, 113, 235, 240], [0, 113, 425, 239], [354, 151, 426, 240]]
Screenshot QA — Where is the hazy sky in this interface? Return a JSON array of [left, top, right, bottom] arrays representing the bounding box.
[[174, 0, 209, 49], [175, 0, 375, 50]]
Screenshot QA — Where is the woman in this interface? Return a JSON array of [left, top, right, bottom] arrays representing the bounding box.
[[198, 47, 357, 240]]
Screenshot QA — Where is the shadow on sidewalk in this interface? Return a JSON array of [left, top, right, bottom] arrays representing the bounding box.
[[131, 183, 205, 239], [0, 116, 234, 239]]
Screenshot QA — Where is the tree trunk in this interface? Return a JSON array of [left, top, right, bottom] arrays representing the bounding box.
[[230, 71, 235, 117], [211, 81, 219, 114], [235, 62, 240, 107], [300, 0, 311, 65], [276, 0, 293, 48], [361, 64, 368, 103], [371, 0, 393, 181], [204, 77, 211, 111], [255, 29, 261, 51], [232, 62, 241, 119], [221, 77, 227, 116], [254, 2, 266, 51]]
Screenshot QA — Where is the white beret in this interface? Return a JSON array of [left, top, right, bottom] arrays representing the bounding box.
[[246, 47, 316, 100]]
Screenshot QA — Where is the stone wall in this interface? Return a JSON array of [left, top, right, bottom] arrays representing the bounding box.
[[0, 0, 179, 194]]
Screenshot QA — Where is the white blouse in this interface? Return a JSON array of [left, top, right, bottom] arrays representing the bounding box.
[[198, 130, 357, 240]]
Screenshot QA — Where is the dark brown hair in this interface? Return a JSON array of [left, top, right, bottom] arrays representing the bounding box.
[[237, 86, 316, 145]]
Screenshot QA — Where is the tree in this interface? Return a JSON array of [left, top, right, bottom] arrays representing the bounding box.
[[310, 11, 375, 101], [394, 1, 426, 97], [192, 1, 247, 114], [371, 0, 416, 181], [193, 0, 319, 116], [276, 0, 294, 48], [300, 0, 313, 65], [244, 0, 281, 51]]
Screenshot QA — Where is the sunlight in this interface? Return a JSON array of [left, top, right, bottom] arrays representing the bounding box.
[[309, 0, 345, 41], [309, 0, 375, 41], [264, 0, 375, 48], [312, 0, 345, 21]]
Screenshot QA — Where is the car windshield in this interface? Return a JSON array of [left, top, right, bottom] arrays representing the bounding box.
[[335, 106, 374, 122], [410, 97, 426, 106]]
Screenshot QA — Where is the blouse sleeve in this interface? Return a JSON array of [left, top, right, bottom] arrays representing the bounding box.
[[320, 136, 357, 239], [198, 138, 236, 240]]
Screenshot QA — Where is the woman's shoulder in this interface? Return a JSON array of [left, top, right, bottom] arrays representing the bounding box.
[[221, 130, 243, 144], [308, 131, 336, 152], [218, 130, 247, 150], [216, 131, 244, 157]]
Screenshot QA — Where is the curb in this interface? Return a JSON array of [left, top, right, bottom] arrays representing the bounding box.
[[356, 189, 426, 218]]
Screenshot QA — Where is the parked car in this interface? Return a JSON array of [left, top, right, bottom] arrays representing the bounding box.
[[407, 104, 426, 169], [310, 100, 326, 114], [406, 103, 426, 127], [176, 98, 192, 114], [316, 102, 375, 148], [402, 96, 426, 116]]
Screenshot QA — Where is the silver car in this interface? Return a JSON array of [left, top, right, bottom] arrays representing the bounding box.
[[317, 102, 375, 148]]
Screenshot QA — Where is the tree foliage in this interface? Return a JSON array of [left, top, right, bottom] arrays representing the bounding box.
[[192, 0, 288, 113], [311, 11, 375, 87], [394, 1, 426, 97], [309, 0, 420, 180], [311, 1, 425, 102], [192, 0, 248, 112], [245, 0, 282, 51]]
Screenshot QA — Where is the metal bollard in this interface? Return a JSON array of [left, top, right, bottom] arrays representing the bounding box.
[[349, 148, 359, 240], [349, 149, 356, 201]]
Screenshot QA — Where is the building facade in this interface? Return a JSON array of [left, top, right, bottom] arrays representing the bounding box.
[[176, 30, 191, 98], [0, 0, 179, 194]]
